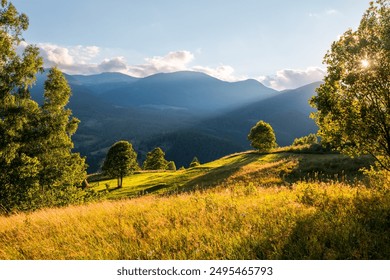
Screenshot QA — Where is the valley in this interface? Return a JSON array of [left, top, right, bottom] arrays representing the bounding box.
[[31, 70, 319, 172]]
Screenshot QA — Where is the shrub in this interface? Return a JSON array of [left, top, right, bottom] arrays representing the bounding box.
[[292, 134, 318, 146]]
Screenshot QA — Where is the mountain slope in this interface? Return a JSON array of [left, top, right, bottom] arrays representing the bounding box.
[[98, 71, 278, 113], [195, 81, 321, 148], [139, 82, 321, 168], [69, 72, 140, 95]]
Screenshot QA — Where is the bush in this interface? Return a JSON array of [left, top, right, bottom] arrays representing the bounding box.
[[189, 157, 201, 168], [167, 161, 177, 171], [292, 134, 318, 146]]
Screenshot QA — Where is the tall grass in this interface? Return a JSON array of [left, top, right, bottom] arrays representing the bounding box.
[[0, 152, 386, 259], [1, 181, 389, 259]]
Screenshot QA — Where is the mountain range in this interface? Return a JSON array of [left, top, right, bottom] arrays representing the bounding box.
[[30, 70, 319, 172]]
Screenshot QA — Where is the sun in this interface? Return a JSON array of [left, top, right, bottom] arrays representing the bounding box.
[[361, 59, 370, 68]]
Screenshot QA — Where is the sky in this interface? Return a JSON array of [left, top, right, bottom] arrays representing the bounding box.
[[11, 0, 370, 90]]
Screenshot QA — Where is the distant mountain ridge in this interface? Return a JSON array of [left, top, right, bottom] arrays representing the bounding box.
[[29, 70, 320, 172], [70, 71, 278, 114]]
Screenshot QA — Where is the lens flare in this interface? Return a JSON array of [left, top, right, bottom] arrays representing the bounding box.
[[361, 59, 369, 68]]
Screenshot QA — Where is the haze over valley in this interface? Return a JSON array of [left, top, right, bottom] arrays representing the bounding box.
[[31, 70, 319, 172]]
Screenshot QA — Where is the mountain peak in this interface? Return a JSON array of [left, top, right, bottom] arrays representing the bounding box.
[[70, 72, 139, 85]]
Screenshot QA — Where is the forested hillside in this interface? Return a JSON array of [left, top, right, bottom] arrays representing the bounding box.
[[29, 71, 319, 171]]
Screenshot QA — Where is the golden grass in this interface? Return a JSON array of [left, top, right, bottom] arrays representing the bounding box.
[[1, 180, 389, 260], [0, 152, 386, 260]]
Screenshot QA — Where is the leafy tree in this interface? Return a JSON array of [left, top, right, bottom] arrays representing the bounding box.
[[0, 1, 88, 213], [102, 141, 138, 188], [292, 134, 318, 146], [310, 0, 390, 170], [37, 68, 87, 190], [167, 161, 176, 171], [189, 156, 201, 168], [0, 1, 43, 212], [143, 147, 168, 170], [248, 121, 276, 152]]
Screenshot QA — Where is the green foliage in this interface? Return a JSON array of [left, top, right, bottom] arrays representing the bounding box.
[[283, 182, 390, 259], [143, 147, 168, 170], [189, 156, 200, 168], [0, 1, 87, 213], [102, 141, 138, 188], [38, 68, 87, 190], [310, 0, 390, 170], [292, 133, 318, 146], [362, 162, 390, 190], [0, 1, 42, 212], [167, 161, 176, 171], [248, 120, 276, 152]]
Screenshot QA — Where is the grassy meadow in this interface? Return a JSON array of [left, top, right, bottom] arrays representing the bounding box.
[[0, 149, 389, 259]]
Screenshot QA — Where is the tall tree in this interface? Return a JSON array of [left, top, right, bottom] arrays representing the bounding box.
[[0, 1, 87, 212], [0, 0, 44, 211], [310, 0, 390, 170], [143, 147, 168, 170], [37, 67, 86, 190], [102, 141, 138, 188], [248, 120, 276, 152]]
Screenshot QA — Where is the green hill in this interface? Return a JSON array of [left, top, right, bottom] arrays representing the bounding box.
[[1, 150, 389, 260], [90, 150, 373, 199]]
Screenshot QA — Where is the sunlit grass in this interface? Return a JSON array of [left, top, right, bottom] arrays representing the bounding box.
[[92, 151, 372, 199], [0, 151, 384, 260], [0, 181, 388, 259]]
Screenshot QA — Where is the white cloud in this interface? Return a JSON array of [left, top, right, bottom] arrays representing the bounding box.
[[124, 51, 246, 82], [98, 57, 128, 72], [192, 65, 244, 82], [15, 42, 325, 89], [24, 43, 102, 74], [38, 43, 75, 66], [18, 43, 242, 81], [258, 67, 325, 90], [69, 45, 100, 64], [127, 50, 194, 77]]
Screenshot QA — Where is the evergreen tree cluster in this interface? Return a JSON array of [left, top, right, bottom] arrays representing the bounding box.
[[0, 1, 87, 213]]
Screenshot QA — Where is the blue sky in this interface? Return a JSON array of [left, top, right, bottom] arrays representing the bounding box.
[[12, 0, 369, 89]]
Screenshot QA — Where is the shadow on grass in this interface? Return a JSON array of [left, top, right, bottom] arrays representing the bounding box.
[[280, 190, 390, 259], [180, 152, 262, 192], [284, 154, 374, 184]]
